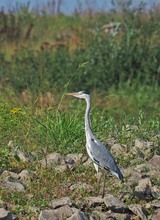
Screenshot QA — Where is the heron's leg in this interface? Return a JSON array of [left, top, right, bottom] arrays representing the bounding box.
[[102, 173, 106, 198], [97, 172, 103, 196]]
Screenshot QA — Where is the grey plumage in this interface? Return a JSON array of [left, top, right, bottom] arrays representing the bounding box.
[[66, 91, 123, 196]]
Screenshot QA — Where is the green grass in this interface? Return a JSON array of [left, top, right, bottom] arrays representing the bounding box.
[[0, 86, 160, 219]]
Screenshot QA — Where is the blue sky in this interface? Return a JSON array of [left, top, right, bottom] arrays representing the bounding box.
[[0, 0, 159, 14]]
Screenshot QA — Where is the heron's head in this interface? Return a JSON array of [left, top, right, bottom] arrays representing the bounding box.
[[66, 91, 90, 99]]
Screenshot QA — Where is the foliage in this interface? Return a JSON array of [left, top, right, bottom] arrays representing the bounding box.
[[0, 8, 160, 94]]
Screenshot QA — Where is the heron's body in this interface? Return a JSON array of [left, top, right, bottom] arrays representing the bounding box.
[[66, 91, 123, 196]]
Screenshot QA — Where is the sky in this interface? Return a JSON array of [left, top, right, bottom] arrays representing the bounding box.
[[0, 0, 159, 14]]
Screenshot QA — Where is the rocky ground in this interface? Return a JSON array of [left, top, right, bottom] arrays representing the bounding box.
[[0, 138, 160, 220]]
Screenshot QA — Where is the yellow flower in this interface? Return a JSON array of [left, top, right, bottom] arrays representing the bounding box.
[[10, 108, 22, 114]]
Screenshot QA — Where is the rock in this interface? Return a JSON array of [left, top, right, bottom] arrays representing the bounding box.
[[110, 144, 124, 156], [70, 182, 93, 192], [106, 212, 130, 220], [103, 138, 116, 147], [151, 186, 160, 198], [65, 153, 86, 164], [49, 197, 72, 209], [67, 210, 89, 220], [128, 204, 148, 220], [151, 201, 160, 208], [54, 205, 74, 219], [149, 155, 160, 168], [91, 211, 107, 220], [0, 207, 13, 220], [103, 195, 128, 213], [1, 171, 19, 179], [16, 149, 31, 162], [18, 169, 32, 182], [83, 197, 104, 207], [82, 158, 92, 167], [41, 153, 65, 168], [134, 139, 152, 159], [134, 178, 152, 200], [3, 180, 25, 192], [54, 164, 68, 172], [38, 209, 58, 220], [152, 209, 160, 220], [135, 164, 150, 173]]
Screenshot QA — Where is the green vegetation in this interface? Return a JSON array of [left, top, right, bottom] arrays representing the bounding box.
[[0, 1, 160, 219]]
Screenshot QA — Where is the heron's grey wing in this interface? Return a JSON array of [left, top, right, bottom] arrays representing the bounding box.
[[89, 137, 123, 181]]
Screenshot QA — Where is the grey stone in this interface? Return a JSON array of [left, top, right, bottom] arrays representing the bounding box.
[[3, 180, 25, 192], [65, 153, 88, 170], [110, 143, 124, 156], [91, 211, 107, 220], [1, 171, 18, 180], [38, 209, 58, 220], [128, 204, 148, 220], [134, 178, 152, 199], [83, 197, 104, 207], [18, 169, 32, 182], [152, 209, 160, 220], [103, 138, 116, 147], [149, 155, 160, 168], [67, 210, 89, 220], [103, 195, 128, 212], [49, 197, 72, 209], [82, 158, 92, 167], [0, 208, 13, 220], [16, 149, 31, 162], [41, 152, 65, 167], [54, 205, 74, 219], [151, 201, 160, 208], [70, 182, 93, 192]]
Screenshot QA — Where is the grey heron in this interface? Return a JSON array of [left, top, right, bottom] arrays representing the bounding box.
[[66, 91, 123, 197]]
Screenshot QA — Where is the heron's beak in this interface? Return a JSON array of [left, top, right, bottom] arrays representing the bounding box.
[[65, 93, 77, 97]]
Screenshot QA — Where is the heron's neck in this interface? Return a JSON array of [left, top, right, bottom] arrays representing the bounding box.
[[85, 97, 92, 135]]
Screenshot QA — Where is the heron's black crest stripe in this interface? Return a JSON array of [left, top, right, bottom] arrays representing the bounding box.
[[81, 90, 90, 95]]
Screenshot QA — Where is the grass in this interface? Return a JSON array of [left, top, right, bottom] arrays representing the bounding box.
[[0, 86, 160, 218]]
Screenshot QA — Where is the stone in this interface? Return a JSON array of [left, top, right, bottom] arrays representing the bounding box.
[[91, 211, 107, 220], [152, 209, 160, 220], [128, 204, 148, 220], [67, 210, 89, 220], [83, 197, 104, 207], [135, 164, 150, 173], [149, 155, 160, 168], [82, 158, 92, 167], [0, 208, 13, 220], [134, 178, 152, 200], [38, 209, 58, 220], [103, 138, 116, 147], [110, 143, 124, 156], [49, 197, 72, 209], [41, 153, 65, 168], [151, 186, 160, 198], [54, 164, 68, 172], [103, 195, 128, 212], [54, 205, 74, 219], [3, 180, 25, 192], [70, 182, 93, 192], [1, 171, 18, 180], [16, 149, 31, 162], [65, 153, 85, 164], [18, 170, 32, 182], [151, 201, 160, 208], [106, 212, 130, 220]]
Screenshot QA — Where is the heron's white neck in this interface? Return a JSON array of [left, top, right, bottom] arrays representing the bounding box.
[[84, 96, 92, 136]]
